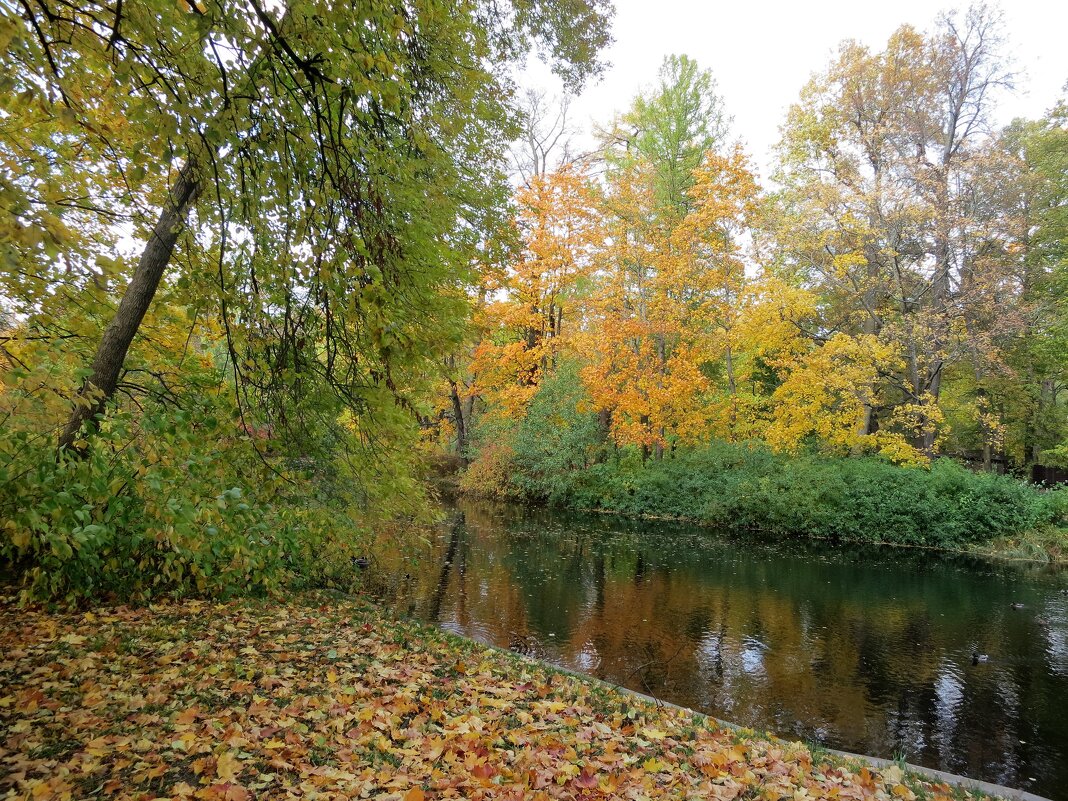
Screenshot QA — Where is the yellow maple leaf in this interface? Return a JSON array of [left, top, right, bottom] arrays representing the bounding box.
[[643, 757, 668, 772], [216, 750, 242, 782]]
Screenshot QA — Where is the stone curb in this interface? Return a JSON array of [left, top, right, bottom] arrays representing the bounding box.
[[473, 638, 1053, 801], [819, 747, 1052, 801]]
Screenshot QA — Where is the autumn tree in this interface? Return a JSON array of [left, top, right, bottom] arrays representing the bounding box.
[[772, 5, 1019, 457], [581, 147, 759, 456], [470, 162, 603, 421], [437, 89, 590, 461], [578, 56, 754, 458]]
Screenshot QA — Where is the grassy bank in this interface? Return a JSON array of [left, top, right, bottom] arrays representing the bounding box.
[[462, 442, 1068, 559], [966, 526, 1068, 563], [0, 591, 1003, 801]]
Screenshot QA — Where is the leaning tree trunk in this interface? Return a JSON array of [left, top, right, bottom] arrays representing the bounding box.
[[54, 6, 300, 455], [58, 158, 201, 453]]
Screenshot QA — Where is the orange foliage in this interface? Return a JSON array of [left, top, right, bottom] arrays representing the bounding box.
[[578, 149, 759, 452], [469, 163, 602, 420]]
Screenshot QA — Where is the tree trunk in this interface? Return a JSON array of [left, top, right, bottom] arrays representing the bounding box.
[[53, 5, 301, 455], [428, 513, 464, 621], [596, 408, 612, 463], [449, 380, 467, 461], [463, 393, 475, 437], [859, 301, 881, 437], [58, 157, 201, 453], [724, 344, 737, 396], [919, 365, 943, 454]]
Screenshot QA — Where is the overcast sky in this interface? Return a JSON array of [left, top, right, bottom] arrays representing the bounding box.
[[523, 0, 1068, 177]]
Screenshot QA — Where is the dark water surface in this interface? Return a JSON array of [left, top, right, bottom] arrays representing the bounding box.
[[373, 498, 1068, 799]]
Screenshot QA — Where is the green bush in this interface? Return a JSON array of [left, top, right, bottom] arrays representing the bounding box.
[[0, 402, 368, 604], [510, 360, 605, 503], [516, 441, 1067, 548]]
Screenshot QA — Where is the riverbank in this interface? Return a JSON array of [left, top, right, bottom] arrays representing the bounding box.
[[567, 505, 1068, 565], [456, 444, 1068, 563], [0, 591, 1012, 801], [968, 526, 1068, 563]]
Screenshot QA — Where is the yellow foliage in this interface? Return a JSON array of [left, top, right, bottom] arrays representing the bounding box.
[[766, 333, 936, 465], [580, 149, 760, 450]]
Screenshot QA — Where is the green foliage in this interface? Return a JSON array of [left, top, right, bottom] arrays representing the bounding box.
[[1004, 106, 1068, 465], [510, 360, 604, 502], [459, 359, 604, 501], [0, 407, 365, 604], [0, 325, 393, 601], [0, 0, 612, 602], [0, 312, 424, 604], [508, 441, 1067, 549], [608, 54, 729, 216]]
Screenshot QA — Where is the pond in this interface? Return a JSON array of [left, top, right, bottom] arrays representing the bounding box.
[[371, 497, 1068, 800]]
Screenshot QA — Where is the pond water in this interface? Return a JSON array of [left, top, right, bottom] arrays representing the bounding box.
[[372, 498, 1068, 799]]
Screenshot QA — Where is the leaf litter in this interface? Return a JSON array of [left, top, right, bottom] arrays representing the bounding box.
[[0, 592, 996, 800]]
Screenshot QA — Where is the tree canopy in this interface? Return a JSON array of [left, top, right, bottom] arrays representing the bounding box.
[[0, 0, 612, 600], [3, 1, 1068, 603], [449, 9, 1068, 495]]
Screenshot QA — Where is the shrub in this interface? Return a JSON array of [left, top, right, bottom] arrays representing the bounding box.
[[510, 360, 605, 503], [0, 401, 372, 603], [458, 442, 520, 499], [507, 440, 1066, 549]]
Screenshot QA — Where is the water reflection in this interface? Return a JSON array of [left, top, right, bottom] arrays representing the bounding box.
[[371, 499, 1068, 800]]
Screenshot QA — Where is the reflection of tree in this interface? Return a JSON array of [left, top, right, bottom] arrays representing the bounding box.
[[594, 551, 605, 613], [428, 513, 464, 621], [408, 497, 1068, 796], [633, 553, 646, 584], [489, 509, 593, 638]]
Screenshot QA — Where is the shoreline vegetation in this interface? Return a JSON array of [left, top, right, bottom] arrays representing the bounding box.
[[451, 442, 1068, 565], [568, 505, 1068, 566], [0, 591, 1014, 801]]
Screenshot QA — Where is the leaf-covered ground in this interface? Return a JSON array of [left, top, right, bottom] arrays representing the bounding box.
[[0, 592, 995, 801]]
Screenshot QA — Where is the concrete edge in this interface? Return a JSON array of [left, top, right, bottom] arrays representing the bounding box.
[[820, 748, 1051, 801], [461, 636, 1052, 801]]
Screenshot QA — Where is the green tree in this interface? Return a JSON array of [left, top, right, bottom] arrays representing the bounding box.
[[0, 0, 613, 600], [602, 54, 729, 217], [1, 0, 613, 454], [511, 358, 604, 501], [997, 103, 1068, 466]]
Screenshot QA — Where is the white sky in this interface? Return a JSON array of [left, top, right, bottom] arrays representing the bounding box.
[[523, 0, 1068, 178]]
